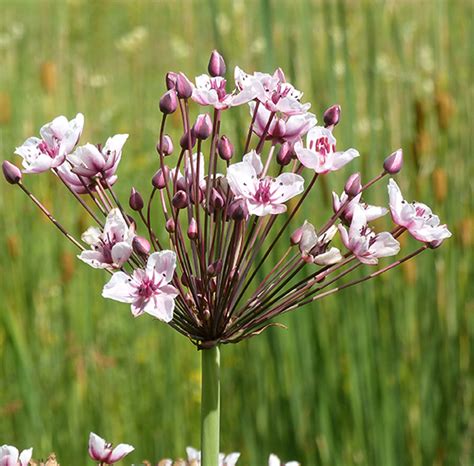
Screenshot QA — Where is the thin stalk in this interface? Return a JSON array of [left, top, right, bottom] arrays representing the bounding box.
[[201, 346, 220, 466]]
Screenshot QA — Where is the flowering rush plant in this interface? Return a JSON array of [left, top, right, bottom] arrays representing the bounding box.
[[3, 51, 451, 465]]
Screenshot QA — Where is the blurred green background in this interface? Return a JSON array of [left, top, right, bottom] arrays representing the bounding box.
[[0, 0, 472, 464]]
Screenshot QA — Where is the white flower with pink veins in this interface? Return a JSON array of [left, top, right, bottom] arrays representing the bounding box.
[[102, 251, 178, 321], [227, 151, 304, 216], [15, 113, 84, 173], [295, 126, 359, 174], [88, 432, 134, 465], [79, 208, 135, 270], [388, 179, 452, 244], [338, 204, 400, 265], [332, 190, 388, 225], [192, 74, 235, 109], [57, 133, 128, 194], [0, 445, 32, 466]]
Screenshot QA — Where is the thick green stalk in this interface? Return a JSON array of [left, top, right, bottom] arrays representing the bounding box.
[[201, 345, 220, 466]]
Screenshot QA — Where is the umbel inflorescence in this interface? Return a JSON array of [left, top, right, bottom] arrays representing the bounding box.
[[3, 50, 451, 349]]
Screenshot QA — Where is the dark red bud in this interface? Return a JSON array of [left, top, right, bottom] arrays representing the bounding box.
[[187, 218, 198, 240], [2, 161, 22, 184], [129, 187, 144, 211], [208, 50, 226, 77], [165, 72, 178, 90], [277, 142, 293, 166], [156, 135, 174, 156], [207, 259, 223, 276], [210, 188, 224, 210], [165, 217, 176, 233], [152, 167, 169, 189], [383, 149, 403, 174], [132, 236, 151, 255], [193, 113, 213, 140], [180, 130, 196, 150], [217, 135, 234, 161], [176, 72, 193, 99], [172, 190, 188, 209], [159, 90, 178, 114], [344, 172, 362, 197], [323, 104, 341, 128], [229, 199, 248, 221]]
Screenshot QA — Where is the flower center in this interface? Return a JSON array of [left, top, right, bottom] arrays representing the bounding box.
[[254, 179, 273, 204], [137, 276, 158, 298], [38, 139, 59, 158]]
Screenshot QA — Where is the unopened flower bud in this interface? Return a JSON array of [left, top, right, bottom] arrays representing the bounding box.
[[129, 187, 144, 211], [344, 172, 362, 197], [180, 130, 196, 150], [273, 119, 287, 139], [187, 217, 198, 240], [172, 190, 188, 209], [208, 50, 226, 77], [323, 104, 341, 128], [2, 161, 22, 184], [193, 113, 212, 140], [277, 142, 293, 166], [229, 199, 248, 221], [207, 259, 222, 276], [229, 267, 240, 282], [156, 135, 174, 156], [190, 187, 204, 205], [290, 226, 303, 245], [165, 217, 175, 233], [209, 276, 217, 292], [159, 90, 178, 114], [152, 167, 169, 189], [428, 239, 443, 249], [210, 188, 224, 210], [217, 135, 234, 161], [133, 236, 151, 255], [383, 149, 403, 174], [176, 72, 193, 99], [165, 71, 178, 90], [176, 177, 188, 192]]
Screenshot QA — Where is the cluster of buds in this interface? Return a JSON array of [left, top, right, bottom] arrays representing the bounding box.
[[3, 50, 451, 348]]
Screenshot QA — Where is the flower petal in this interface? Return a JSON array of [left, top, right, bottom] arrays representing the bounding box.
[[147, 251, 176, 282], [108, 443, 135, 463], [102, 272, 136, 303]]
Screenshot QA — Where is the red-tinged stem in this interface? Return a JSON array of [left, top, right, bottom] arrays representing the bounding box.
[[243, 100, 260, 154]]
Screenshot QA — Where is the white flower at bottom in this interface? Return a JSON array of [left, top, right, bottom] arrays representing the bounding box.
[[0, 445, 32, 466], [88, 432, 134, 464], [268, 453, 300, 466], [299, 222, 342, 266], [186, 447, 240, 466], [102, 251, 178, 321]]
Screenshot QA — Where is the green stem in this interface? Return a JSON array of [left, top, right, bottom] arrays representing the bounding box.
[[201, 345, 220, 466]]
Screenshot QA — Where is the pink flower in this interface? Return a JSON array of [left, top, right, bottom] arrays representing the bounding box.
[[249, 102, 316, 144], [233, 67, 309, 115], [268, 453, 300, 466], [332, 191, 387, 225], [298, 222, 342, 265], [192, 75, 234, 109], [102, 251, 178, 321], [388, 179, 452, 244], [58, 134, 128, 194], [88, 432, 134, 464], [227, 151, 304, 216], [295, 126, 359, 174], [0, 445, 32, 466], [186, 447, 240, 466], [15, 113, 84, 173], [338, 204, 400, 265], [79, 208, 135, 270]]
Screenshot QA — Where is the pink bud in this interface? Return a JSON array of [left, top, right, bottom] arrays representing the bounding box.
[[208, 50, 226, 77], [152, 167, 169, 189], [228, 199, 248, 221], [133, 236, 151, 255], [323, 104, 341, 128], [156, 135, 174, 156], [188, 217, 198, 240], [290, 226, 303, 245], [217, 135, 234, 161], [210, 188, 224, 210], [129, 187, 144, 211], [277, 142, 292, 166], [193, 113, 213, 140], [207, 259, 222, 276], [165, 217, 176, 233], [383, 149, 403, 174], [180, 130, 196, 150], [2, 161, 22, 184], [428, 239, 443, 249], [172, 190, 188, 209], [159, 90, 178, 114], [166, 72, 178, 90], [176, 72, 193, 99], [344, 172, 362, 197], [190, 187, 204, 205]]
